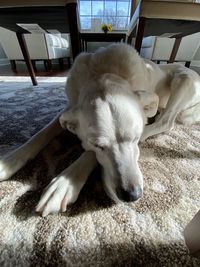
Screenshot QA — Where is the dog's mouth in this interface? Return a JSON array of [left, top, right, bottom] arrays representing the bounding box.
[[100, 159, 144, 204], [103, 181, 143, 203]]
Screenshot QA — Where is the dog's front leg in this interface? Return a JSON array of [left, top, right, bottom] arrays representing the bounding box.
[[141, 73, 195, 141], [140, 109, 176, 141], [0, 116, 63, 181], [36, 151, 97, 217]]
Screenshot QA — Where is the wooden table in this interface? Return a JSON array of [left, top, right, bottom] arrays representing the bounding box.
[[0, 1, 80, 85], [80, 32, 126, 51]]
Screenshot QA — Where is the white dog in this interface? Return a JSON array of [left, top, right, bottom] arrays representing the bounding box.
[[1, 44, 200, 216]]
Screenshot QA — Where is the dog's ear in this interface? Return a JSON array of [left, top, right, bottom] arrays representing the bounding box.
[[59, 107, 79, 134], [134, 91, 159, 118]]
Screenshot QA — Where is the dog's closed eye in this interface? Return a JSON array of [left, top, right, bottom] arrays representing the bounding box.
[[94, 144, 105, 151], [88, 140, 105, 151], [132, 136, 140, 143], [122, 135, 140, 144]]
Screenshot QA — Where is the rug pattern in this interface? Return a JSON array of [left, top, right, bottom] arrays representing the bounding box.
[[0, 79, 200, 267]]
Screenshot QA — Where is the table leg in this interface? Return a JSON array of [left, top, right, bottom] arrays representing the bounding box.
[[10, 60, 17, 73], [135, 17, 146, 54], [66, 3, 81, 59], [16, 33, 37, 86], [81, 39, 84, 51], [85, 41, 88, 52], [185, 61, 191, 68], [58, 58, 64, 70], [169, 37, 182, 63]]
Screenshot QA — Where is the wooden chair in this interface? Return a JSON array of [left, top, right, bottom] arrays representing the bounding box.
[[127, 0, 200, 63]]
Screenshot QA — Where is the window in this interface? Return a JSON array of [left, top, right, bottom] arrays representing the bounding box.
[[79, 0, 131, 31]]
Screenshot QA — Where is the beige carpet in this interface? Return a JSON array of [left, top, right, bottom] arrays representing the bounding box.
[[0, 78, 200, 267]]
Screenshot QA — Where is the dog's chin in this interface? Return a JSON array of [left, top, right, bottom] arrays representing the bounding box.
[[103, 184, 122, 204], [103, 181, 143, 204]]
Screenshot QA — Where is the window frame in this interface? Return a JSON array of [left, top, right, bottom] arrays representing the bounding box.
[[79, 0, 131, 31]]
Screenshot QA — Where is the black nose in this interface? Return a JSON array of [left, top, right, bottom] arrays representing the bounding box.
[[116, 186, 142, 202]]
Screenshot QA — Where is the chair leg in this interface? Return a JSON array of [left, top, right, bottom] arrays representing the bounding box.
[[169, 37, 182, 63], [185, 61, 191, 68], [127, 27, 136, 45], [31, 60, 37, 72], [58, 58, 64, 70], [135, 17, 146, 54], [80, 39, 84, 51], [84, 41, 87, 52], [47, 59, 53, 71], [127, 35, 132, 45], [66, 3, 81, 59], [10, 60, 17, 73], [67, 57, 71, 68], [16, 33, 37, 86], [44, 60, 48, 71]]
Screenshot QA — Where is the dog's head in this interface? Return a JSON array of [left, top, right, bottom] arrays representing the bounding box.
[[60, 74, 158, 203]]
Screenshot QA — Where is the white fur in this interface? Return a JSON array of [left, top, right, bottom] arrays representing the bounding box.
[[1, 44, 200, 216]]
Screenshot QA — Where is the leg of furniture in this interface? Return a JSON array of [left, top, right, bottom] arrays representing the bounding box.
[[47, 59, 53, 71], [67, 57, 71, 68], [44, 60, 48, 71], [10, 60, 17, 73], [127, 35, 131, 44], [58, 58, 64, 70], [185, 61, 191, 68], [16, 33, 37, 86], [66, 3, 81, 59], [83, 40, 86, 51], [31, 60, 37, 72], [135, 17, 146, 53], [169, 37, 182, 63], [81, 39, 85, 51]]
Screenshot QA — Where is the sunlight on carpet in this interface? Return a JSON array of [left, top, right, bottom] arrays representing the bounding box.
[[0, 80, 199, 267]]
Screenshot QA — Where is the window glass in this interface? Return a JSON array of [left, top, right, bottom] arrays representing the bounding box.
[[117, 1, 129, 16], [117, 16, 128, 29], [105, 1, 116, 13], [80, 1, 91, 16], [92, 1, 104, 16], [80, 0, 131, 30], [80, 16, 92, 29]]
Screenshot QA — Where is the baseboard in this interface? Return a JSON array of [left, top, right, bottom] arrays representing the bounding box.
[[0, 58, 9, 66]]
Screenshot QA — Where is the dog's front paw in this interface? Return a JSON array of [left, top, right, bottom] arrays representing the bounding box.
[[36, 175, 80, 217]]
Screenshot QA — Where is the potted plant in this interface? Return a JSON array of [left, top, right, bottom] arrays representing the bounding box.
[[101, 24, 112, 34]]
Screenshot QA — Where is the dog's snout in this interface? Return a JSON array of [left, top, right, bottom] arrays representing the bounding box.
[[116, 185, 142, 202]]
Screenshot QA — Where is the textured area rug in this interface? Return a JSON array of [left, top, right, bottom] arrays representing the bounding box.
[[0, 78, 200, 267]]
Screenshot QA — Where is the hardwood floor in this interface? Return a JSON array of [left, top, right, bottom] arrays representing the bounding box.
[[0, 62, 69, 77], [1, 61, 199, 79]]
